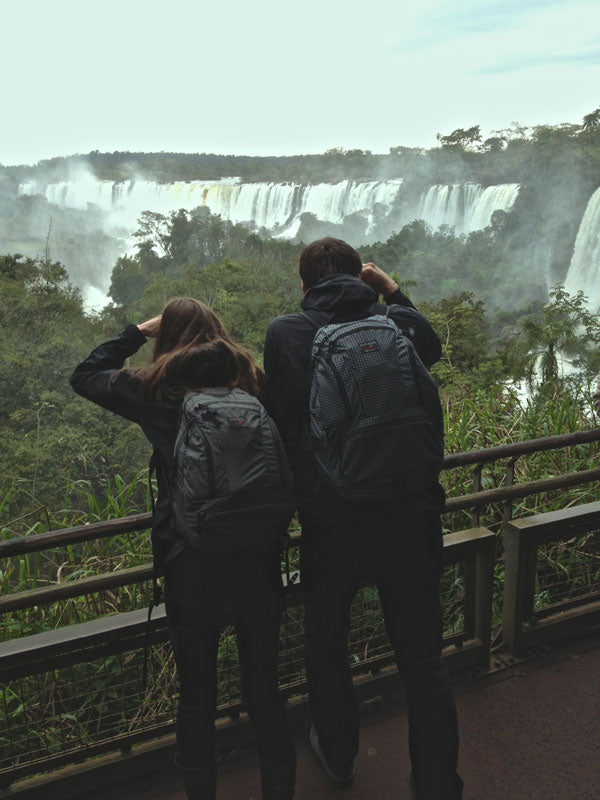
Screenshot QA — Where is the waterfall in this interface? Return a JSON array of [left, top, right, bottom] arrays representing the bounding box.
[[563, 187, 600, 311], [18, 177, 519, 240], [417, 183, 519, 234], [15, 175, 523, 310], [465, 184, 520, 232], [18, 178, 406, 235]]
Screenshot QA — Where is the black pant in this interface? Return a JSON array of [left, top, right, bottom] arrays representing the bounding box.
[[301, 513, 463, 800], [164, 543, 295, 773]]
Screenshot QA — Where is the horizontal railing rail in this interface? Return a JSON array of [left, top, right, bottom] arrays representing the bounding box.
[[442, 427, 600, 468], [0, 512, 154, 558], [444, 467, 600, 513], [3, 429, 600, 561]]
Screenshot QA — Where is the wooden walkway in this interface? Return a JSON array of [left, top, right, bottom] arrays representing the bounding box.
[[74, 637, 600, 800]]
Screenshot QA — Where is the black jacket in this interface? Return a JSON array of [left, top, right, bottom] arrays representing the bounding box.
[[71, 325, 179, 571], [264, 274, 444, 529], [71, 325, 279, 571]]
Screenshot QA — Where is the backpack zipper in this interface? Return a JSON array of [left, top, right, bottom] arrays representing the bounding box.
[[193, 411, 217, 497], [326, 359, 353, 419], [311, 320, 397, 365]]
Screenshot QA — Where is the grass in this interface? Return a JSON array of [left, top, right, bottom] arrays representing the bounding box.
[[0, 471, 154, 641], [2, 381, 599, 638]]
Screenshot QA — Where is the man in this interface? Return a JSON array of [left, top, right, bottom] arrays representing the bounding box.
[[264, 237, 462, 800]]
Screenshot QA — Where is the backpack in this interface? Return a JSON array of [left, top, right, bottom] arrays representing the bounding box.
[[306, 310, 444, 500], [170, 386, 295, 549]]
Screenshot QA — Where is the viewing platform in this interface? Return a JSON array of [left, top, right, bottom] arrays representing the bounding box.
[[10, 632, 600, 800], [2, 429, 600, 799]]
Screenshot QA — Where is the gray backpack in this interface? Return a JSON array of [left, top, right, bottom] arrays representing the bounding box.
[[171, 386, 295, 549], [307, 311, 443, 500]]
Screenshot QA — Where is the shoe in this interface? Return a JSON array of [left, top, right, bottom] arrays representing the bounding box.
[[260, 756, 296, 799], [308, 724, 355, 789], [410, 771, 464, 800], [174, 754, 217, 800]]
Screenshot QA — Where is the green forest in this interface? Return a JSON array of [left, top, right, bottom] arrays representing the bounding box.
[[2, 210, 600, 539]]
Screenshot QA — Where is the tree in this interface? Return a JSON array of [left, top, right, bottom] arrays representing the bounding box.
[[420, 293, 491, 385], [506, 285, 600, 392], [108, 256, 148, 304], [482, 137, 506, 153], [582, 108, 600, 132], [436, 126, 482, 151], [133, 211, 171, 257]]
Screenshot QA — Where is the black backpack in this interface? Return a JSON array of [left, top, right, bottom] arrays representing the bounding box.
[[170, 386, 295, 549], [306, 310, 443, 500]]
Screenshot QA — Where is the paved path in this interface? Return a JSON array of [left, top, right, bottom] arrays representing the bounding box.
[[93, 643, 600, 800]]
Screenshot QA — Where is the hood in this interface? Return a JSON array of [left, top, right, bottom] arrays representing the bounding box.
[[301, 274, 378, 316]]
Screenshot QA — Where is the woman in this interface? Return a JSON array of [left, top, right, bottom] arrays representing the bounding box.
[[71, 298, 296, 800]]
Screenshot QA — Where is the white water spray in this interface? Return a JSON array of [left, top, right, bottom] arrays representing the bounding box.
[[564, 187, 600, 311]]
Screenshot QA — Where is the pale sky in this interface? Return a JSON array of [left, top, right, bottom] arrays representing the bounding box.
[[2, 0, 599, 166]]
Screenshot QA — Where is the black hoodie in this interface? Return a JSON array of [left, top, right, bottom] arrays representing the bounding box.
[[264, 274, 444, 530]]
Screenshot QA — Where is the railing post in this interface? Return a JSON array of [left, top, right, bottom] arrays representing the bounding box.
[[474, 531, 496, 666], [503, 457, 518, 525], [471, 465, 482, 527], [503, 520, 536, 655]]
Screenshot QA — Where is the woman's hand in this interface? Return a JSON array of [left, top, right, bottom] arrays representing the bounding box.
[[137, 315, 162, 338]]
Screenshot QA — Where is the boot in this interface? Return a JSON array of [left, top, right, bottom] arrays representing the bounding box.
[[260, 756, 296, 800], [174, 754, 217, 800]]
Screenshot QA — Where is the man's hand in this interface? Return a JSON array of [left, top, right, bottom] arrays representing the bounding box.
[[359, 263, 398, 297], [137, 315, 162, 338]]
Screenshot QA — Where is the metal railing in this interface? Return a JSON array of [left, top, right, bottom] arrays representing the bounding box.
[[1, 428, 600, 788], [503, 501, 600, 653]]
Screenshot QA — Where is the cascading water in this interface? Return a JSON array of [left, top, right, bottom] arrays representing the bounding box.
[[417, 183, 519, 234], [18, 178, 406, 235], [16, 176, 521, 309], [18, 177, 519, 239], [564, 187, 600, 312]]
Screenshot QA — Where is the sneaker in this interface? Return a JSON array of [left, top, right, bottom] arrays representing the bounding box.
[[308, 724, 355, 789]]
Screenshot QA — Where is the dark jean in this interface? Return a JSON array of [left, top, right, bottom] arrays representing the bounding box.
[[164, 543, 295, 773], [301, 514, 463, 800]]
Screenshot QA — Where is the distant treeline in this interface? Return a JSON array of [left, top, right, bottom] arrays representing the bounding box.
[[3, 111, 600, 189]]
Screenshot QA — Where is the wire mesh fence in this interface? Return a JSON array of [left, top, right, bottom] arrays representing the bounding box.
[[0, 556, 468, 778], [533, 529, 600, 617], [0, 643, 176, 773]]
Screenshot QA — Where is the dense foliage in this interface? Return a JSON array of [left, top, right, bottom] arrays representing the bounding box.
[[2, 204, 599, 541]]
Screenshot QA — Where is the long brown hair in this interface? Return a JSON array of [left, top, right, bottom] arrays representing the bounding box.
[[130, 297, 263, 406]]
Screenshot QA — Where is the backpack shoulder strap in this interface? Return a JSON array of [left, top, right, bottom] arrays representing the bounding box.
[[148, 448, 158, 513], [370, 300, 393, 318], [301, 309, 332, 331]]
